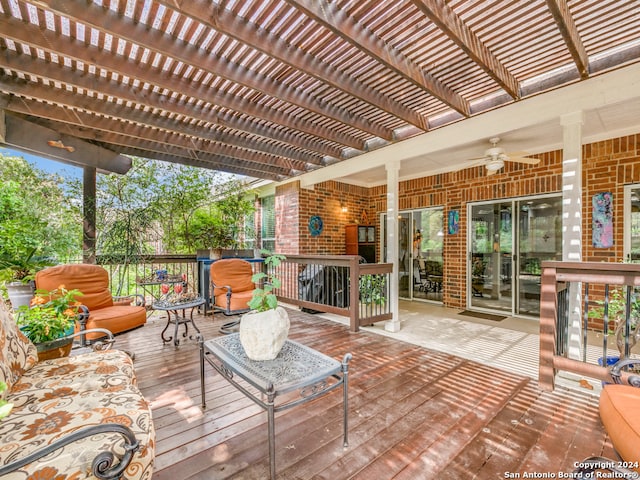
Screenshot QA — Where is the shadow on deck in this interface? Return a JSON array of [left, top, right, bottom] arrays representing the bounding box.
[[113, 307, 612, 479]]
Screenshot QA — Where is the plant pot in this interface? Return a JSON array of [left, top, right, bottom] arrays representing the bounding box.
[[239, 307, 290, 361], [6, 282, 34, 309], [36, 336, 73, 361]]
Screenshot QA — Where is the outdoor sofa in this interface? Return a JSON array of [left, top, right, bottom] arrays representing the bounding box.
[[0, 301, 155, 479]]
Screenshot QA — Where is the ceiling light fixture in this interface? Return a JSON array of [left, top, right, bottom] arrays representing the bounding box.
[[486, 158, 504, 171]]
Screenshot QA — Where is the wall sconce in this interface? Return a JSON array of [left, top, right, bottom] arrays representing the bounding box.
[[341, 203, 348, 213]]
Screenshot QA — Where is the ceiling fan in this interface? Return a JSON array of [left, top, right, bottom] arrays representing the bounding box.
[[466, 137, 540, 175]]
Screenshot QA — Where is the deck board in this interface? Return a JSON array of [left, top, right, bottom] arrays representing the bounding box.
[[113, 307, 609, 479]]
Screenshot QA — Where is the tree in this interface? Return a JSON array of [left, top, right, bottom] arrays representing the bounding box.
[[0, 153, 81, 279]]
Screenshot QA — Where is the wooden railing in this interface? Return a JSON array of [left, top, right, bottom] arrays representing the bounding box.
[[269, 254, 393, 332], [539, 261, 640, 390], [94, 253, 393, 331]]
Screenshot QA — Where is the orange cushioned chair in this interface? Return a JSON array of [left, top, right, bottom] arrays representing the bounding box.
[[575, 358, 640, 477], [210, 259, 255, 316], [35, 264, 146, 341]]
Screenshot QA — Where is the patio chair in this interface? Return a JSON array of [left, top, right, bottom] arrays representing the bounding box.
[[573, 358, 640, 478], [210, 259, 255, 333], [35, 264, 146, 342]]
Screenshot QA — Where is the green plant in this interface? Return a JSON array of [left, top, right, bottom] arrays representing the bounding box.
[[0, 381, 12, 421], [0, 248, 53, 284], [589, 287, 640, 355], [16, 286, 83, 344], [359, 274, 387, 305], [248, 252, 286, 312]]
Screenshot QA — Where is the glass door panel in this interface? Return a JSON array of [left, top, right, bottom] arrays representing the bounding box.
[[412, 209, 443, 301], [517, 197, 562, 315], [470, 202, 513, 312], [398, 212, 411, 298], [628, 186, 640, 262]]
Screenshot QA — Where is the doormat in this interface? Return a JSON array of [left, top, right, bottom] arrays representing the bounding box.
[[458, 310, 507, 322]]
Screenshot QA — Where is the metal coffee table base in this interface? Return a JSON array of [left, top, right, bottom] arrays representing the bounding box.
[[199, 334, 351, 480], [153, 298, 205, 347]]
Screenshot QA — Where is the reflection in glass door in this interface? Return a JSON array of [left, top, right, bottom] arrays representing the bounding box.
[[517, 197, 562, 315], [625, 185, 640, 262], [470, 202, 513, 312], [386, 209, 444, 302], [469, 196, 561, 316]]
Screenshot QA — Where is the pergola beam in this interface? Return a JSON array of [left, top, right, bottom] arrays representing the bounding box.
[[3, 113, 131, 174], [410, 0, 520, 99], [0, 14, 362, 154], [545, 0, 590, 79], [285, 0, 470, 117], [28, 0, 393, 141]]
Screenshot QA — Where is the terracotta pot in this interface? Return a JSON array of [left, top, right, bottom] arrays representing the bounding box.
[[36, 337, 73, 361], [239, 307, 290, 361]]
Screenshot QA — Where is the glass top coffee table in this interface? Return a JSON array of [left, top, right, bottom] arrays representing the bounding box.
[[199, 333, 352, 480]]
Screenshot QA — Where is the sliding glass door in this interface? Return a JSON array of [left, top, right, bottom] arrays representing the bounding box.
[[469, 195, 561, 316], [625, 185, 640, 262], [383, 208, 443, 302]]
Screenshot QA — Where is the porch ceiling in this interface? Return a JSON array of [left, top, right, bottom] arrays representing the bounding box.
[[0, 1, 638, 180]]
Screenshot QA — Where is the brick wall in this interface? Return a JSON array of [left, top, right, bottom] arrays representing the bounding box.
[[583, 134, 640, 262], [279, 180, 374, 256], [273, 133, 640, 311]]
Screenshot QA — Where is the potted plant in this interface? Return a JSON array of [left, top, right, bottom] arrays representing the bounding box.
[[239, 252, 289, 361], [15, 285, 83, 361], [0, 249, 53, 309], [589, 287, 640, 364]]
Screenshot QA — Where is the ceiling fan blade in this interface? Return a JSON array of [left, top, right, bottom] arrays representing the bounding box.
[[505, 156, 540, 165], [486, 168, 497, 176]]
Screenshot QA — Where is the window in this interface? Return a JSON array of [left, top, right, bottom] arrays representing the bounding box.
[[261, 195, 275, 252]]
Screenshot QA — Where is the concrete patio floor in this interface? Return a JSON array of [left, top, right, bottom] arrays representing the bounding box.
[[315, 300, 603, 394]]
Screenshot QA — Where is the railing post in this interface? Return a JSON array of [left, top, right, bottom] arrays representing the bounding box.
[[350, 256, 360, 332], [539, 264, 558, 391]]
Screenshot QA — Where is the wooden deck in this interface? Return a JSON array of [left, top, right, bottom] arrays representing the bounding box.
[[114, 307, 613, 479]]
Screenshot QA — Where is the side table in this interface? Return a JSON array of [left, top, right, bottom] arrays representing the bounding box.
[[153, 297, 205, 347], [200, 333, 352, 480]]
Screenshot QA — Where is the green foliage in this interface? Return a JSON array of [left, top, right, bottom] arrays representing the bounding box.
[[0, 154, 80, 280], [359, 274, 387, 305], [179, 180, 256, 251], [0, 248, 53, 283], [16, 286, 83, 344], [248, 252, 286, 312], [588, 287, 640, 355], [0, 381, 12, 421]]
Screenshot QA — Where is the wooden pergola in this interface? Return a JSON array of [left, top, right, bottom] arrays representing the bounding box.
[[0, 0, 638, 181]]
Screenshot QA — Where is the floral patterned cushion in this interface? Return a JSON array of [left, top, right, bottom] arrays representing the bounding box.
[[0, 383, 154, 480], [0, 302, 38, 391], [0, 302, 154, 480], [9, 350, 136, 410]]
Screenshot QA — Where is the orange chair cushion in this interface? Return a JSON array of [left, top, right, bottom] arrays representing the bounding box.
[[36, 264, 113, 310], [600, 384, 640, 470], [214, 290, 253, 312], [80, 305, 147, 340], [210, 259, 255, 298]]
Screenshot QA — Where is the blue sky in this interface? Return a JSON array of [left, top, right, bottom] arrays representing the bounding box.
[[1, 146, 82, 180]]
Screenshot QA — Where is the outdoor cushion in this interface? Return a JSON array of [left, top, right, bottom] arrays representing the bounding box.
[[210, 259, 255, 314], [36, 264, 114, 310], [0, 301, 38, 390], [599, 384, 640, 471], [0, 302, 155, 480], [35, 264, 146, 339]]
